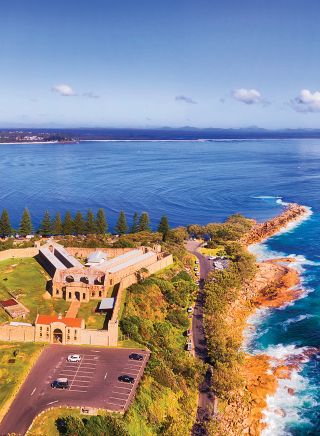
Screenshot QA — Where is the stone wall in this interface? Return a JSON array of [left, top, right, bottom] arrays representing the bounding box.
[[0, 324, 36, 342], [81, 328, 117, 346], [0, 247, 39, 262]]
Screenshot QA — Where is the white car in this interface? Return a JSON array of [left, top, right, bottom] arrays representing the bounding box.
[[187, 306, 193, 313], [67, 354, 81, 362]]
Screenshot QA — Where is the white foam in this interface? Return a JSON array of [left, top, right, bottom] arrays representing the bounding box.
[[282, 314, 314, 330]]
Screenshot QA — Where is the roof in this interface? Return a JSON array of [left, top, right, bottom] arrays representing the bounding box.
[[87, 250, 107, 263], [108, 251, 156, 274], [98, 298, 115, 310], [36, 314, 83, 328], [0, 298, 19, 308], [93, 249, 143, 272]]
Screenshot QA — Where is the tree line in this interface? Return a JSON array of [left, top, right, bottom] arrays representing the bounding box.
[[0, 208, 170, 239]]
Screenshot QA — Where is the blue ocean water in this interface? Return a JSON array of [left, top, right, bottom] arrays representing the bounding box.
[[1, 138, 320, 433]]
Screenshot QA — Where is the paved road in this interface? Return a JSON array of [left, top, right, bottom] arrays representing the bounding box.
[[185, 240, 216, 435], [0, 345, 149, 435]]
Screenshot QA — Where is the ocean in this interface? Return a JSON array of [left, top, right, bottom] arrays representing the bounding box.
[[1, 138, 320, 433]]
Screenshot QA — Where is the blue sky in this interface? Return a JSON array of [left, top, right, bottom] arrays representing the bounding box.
[[1, 0, 320, 128]]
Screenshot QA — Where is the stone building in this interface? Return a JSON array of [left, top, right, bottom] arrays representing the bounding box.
[[35, 314, 85, 345], [38, 242, 172, 303]]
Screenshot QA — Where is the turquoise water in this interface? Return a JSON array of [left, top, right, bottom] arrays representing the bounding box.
[[1, 139, 320, 432], [247, 198, 320, 435]]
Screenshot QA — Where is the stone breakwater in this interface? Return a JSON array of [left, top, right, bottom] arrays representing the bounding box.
[[241, 203, 308, 246]]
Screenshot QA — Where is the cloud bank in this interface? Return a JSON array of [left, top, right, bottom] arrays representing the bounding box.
[[232, 88, 263, 105], [52, 84, 76, 97], [175, 95, 197, 104], [291, 89, 320, 113]]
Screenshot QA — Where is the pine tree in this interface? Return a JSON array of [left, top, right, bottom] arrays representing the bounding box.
[[40, 210, 52, 236], [96, 208, 108, 234], [131, 212, 139, 233], [63, 211, 74, 235], [0, 209, 12, 237], [74, 211, 85, 235], [19, 208, 32, 236], [115, 210, 128, 235], [85, 209, 97, 234], [52, 212, 62, 236], [139, 212, 151, 232], [158, 215, 170, 241]]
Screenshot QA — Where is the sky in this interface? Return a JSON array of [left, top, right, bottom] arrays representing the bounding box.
[[1, 0, 320, 129]]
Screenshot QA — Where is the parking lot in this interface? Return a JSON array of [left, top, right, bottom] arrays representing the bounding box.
[[0, 345, 150, 435]]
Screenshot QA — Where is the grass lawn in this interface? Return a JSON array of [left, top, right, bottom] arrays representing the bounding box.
[[28, 407, 82, 436], [0, 342, 45, 421], [199, 246, 223, 256], [77, 300, 105, 329], [0, 258, 69, 323]]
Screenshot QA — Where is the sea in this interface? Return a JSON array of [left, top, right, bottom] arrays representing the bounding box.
[[1, 138, 320, 434]]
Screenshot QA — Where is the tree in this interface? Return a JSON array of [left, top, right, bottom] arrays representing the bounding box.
[[73, 211, 85, 235], [131, 211, 139, 233], [63, 211, 74, 235], [139, 212, 151, 232], [0, 209, 12, 237], [40, 210, 52, 236], [96, 208, 107, 234], [158, 215, 170, 240], [52, 212, 62, 236], [115, 210, 128, 234], [85, 209, 96, 234], [19, 208, 32, 236]]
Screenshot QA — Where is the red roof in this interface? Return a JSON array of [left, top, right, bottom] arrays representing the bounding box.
[[36, 314, 83, 328], [0, 298, 18, 308]]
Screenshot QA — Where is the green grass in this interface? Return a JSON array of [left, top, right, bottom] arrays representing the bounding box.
[[28, 407, 82, 436], [0, 341, 45, 421], [199, 246, 223, 256], [0, 258, 69, 322], [77, 300, 105, 329]]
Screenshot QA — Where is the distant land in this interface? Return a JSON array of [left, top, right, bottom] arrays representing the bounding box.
[[2, 127, 320, 143]]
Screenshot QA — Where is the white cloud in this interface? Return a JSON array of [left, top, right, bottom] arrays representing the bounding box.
[[291, 89, 320, 113], [52, 84, 76, 96], [232, 88, 263, 105], [175, 95, 197, 104]]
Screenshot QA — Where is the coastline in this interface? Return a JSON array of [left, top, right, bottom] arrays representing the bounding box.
[[214, 203, 312, 435]]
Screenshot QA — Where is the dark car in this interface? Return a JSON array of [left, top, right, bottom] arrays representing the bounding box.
[[118, 375, 135, 384], [129, 353, 143, 361], [51, 378, 69, 389]]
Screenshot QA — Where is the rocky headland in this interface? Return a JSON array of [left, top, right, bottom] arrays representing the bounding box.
[[212, 203, 311, 435]]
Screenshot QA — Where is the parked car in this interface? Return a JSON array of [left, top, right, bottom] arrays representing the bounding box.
[[67, 354, 81, 362], [195, 272, 200, 276], [195, 259, 199, 264], [118, 375, 135, 384], [187, 306, 193, 313], [186, 342, 192, 351], [194, 266, 198, 271], [129, 353, 143, 361], [51, 378, 69, 389], [186, 329, 191, 336]]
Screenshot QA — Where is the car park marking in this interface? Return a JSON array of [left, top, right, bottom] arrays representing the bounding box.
[[108, 397, 126, 404], [47, 400, 59, 405], [111, 389, 131, 395], [104, 371, 108, 380], [69, 389, 87, 393], [30, 388, 36, 396], [105, 400, 126, 407]]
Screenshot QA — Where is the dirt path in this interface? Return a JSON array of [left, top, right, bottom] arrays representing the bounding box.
[[65, 300, 80, 318]]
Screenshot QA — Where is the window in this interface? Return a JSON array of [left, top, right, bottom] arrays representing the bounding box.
[[83, 293, 86, 300], [56, 289, 59, 295], [69, 292, 72, 299], [67, 329, 70, 334], [46, 327, 49, 332], [67, 335, 70, 340], [40, 326, 42, 331], [91, 292, 95, 297], [99, 291, 102, 297], [40, 333, 42, 337]]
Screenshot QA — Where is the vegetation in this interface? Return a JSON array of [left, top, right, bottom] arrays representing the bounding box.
[[0, 342, 45, 421], [96, 208, 108, 234], [138, 212, 151, 232], [131, 212, 139, 233], [115, 210, 129, 234], [19, 207, 33, 236], [0, 209, 12, 237], [157, 215, 170, 241]]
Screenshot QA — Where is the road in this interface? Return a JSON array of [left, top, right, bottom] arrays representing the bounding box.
[[0, 345, 149, 435], [185, 240, 216, 435]]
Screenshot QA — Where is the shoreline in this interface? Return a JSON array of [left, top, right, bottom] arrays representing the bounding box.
[[242, 203, 313, 434], [214, 202, 312, 435]]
